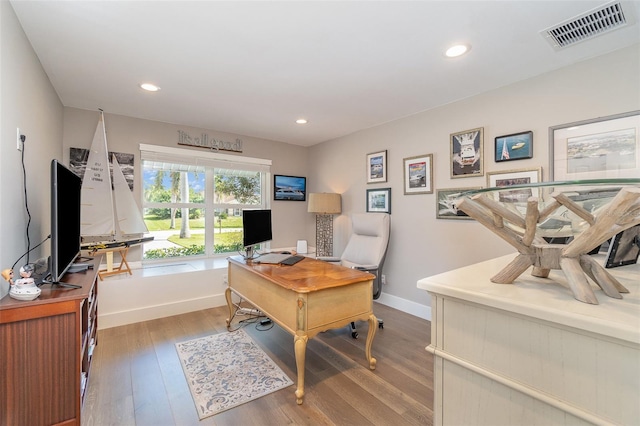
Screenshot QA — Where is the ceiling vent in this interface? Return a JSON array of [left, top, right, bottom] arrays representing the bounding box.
[[541, 1, 634, 50]]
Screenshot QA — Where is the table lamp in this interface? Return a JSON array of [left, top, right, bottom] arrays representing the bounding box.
[[308, 193, 341, 257]]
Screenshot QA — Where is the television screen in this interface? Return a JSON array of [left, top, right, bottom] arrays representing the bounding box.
[[274, 175, 306, 201], [50, 159, 82, 283], [242, 209, 272, 251]]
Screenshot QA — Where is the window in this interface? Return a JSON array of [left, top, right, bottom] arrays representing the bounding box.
[[140, 144, 271, 260]]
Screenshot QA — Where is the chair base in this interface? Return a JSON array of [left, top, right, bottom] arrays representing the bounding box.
[[350, 318, 383, 339]]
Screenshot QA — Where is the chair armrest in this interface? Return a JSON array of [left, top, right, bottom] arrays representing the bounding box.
[[352, 265, 378, 272], [316, 256, 341, 263]]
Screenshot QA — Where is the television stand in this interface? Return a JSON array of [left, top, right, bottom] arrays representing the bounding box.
[[1, 255, 101, 425]]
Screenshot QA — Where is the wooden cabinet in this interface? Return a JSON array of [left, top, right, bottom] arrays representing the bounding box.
[[0, 257, 100, 426], [418, 254, 639, 426]]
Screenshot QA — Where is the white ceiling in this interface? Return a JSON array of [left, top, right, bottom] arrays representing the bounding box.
[[10, 1, 640, 146]]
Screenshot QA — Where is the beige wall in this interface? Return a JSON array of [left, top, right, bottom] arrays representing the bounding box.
[[1, 1, 63, 299], [62, 107, 311, 261], [309, 45, 640, 314]]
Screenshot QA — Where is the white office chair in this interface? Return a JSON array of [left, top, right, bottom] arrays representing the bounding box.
[[318, 212, 390, 338]]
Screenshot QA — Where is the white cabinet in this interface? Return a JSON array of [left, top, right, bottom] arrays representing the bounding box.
[[417, 254, 639, 425]]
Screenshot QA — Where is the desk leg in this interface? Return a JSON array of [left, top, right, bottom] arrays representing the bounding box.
[[294, 334, 308, 405], [225, 287, 233, 329], [366, 314, 378, 370]]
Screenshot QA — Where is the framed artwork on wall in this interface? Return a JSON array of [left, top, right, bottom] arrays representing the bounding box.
[[273, 174, 306, 201], [436, 187, 480, 220], [366, 188, 391, 213], [450, 127, 483, 178], [549, 110, 639, 180], [403, 154, 433, 194], [486, 167, 541, 202], [495, 131, 533, 162], [70, 147, 136, 190], [367, 150, 388, 183]]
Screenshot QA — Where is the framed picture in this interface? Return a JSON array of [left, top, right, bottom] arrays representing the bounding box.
[[487, 168, 541, 202], [436, 187, 480, 220], [367, 150, 387, 183], [451, 127, 483, 178], [495, 131, 533, 162], [366, 188, 391, 213], [273, 174, 306, 201], [549, 110, 640, 180], [403, 154, 433, 194], [70, 147, 136, 190], [605, 224, 640, 268]]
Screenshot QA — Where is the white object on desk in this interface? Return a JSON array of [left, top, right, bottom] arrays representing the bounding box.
[[296, 240, 308, 254]]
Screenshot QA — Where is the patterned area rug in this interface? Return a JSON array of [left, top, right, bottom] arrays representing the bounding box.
[[175, 329, 293, 419]]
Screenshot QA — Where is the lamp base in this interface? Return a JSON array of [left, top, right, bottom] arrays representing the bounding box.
[[315, 214, 334, 257]]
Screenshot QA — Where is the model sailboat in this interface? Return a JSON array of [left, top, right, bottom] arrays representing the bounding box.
[[81, 112, 152, 277]]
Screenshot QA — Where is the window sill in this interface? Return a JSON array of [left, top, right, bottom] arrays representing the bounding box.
[[99, 256, 230, 280]]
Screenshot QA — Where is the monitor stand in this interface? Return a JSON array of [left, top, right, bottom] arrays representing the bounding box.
[[244, 246, 255, 260]]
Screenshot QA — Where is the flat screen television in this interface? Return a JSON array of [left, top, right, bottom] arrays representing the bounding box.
[[48, 159, 83, 286], [242, 209, 272, 258]]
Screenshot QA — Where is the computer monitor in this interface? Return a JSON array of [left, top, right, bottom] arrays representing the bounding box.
[[242, 209, 272, 258]]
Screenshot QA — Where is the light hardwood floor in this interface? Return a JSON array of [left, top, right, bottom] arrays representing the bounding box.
[[82, 302, 433, 425]]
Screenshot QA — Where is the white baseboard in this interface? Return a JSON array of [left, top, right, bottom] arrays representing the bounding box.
[[376, 292, 431, 321], [99, 293, 227, 329]]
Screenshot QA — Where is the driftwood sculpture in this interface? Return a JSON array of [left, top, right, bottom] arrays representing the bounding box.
[[457, 186, 640, 304]]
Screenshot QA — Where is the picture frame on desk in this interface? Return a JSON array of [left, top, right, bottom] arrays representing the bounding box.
[[606, 224, 640, 268]]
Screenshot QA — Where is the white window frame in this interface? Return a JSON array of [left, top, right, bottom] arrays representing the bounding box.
[[139, 144, 272, 260]]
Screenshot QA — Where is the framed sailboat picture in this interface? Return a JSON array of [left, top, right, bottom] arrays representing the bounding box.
[[70, 148, 135, 190], [494, 131, 533, 162]]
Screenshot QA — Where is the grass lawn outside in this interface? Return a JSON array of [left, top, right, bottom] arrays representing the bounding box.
[[168, 231, 242, 248], [144, 215, 242, 232], [145, 215, 244, 254]]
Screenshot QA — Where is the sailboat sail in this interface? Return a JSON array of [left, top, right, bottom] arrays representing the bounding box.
[[80, 112, 148, 241], [112, 154, 148, 235], [81, 113, 116, 237]]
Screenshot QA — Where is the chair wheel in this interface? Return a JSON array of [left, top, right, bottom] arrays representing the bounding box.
[[378, 319, 384, 329], [351, 331, 358, 339]]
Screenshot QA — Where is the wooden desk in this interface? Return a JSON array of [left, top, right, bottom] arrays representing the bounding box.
[[226, 255, 378, 404]]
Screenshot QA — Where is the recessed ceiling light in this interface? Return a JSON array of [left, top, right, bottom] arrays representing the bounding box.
[[140, 83, 161, 92], [445, 44, 470, 58], [296, 119, 308, 124]]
